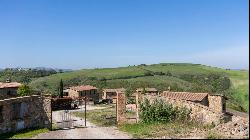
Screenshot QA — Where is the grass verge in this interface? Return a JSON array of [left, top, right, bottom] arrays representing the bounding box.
[[73, 105, 116, 127], [118, 121, 214, 139], [0, 127, 49, 139]]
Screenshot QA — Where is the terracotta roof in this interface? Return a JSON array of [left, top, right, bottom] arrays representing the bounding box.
[[103, 88, 125, 93], [162, 91, 208, 102], [0, 82, 22, 89], [136, 88, 158, 92], [69, 85, 97, 91]]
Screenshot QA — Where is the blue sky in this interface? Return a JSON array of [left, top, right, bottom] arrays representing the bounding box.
[[0, 0, 249, 70]]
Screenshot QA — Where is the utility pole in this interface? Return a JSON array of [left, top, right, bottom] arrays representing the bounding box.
[[50, 96, 53, 131], [85, 92, 87, 127]]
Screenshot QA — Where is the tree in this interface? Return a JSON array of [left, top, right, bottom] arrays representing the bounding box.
[[125, 86, 133, 97], [59, 79, 64, 98], [17, 84, 31, 96], [59, 69, 63, 73]]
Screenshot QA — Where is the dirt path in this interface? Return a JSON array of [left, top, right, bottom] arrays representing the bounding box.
[[31, 105, 132, 139]]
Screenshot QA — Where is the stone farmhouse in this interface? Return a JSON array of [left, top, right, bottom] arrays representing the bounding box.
[[158, 91, 229, 124], [162, 91, 227, 113], [63, 85, 99, 102], [102, 88, 125, 103], [0, 82, 22, 100], [136, 88, 158, 95]]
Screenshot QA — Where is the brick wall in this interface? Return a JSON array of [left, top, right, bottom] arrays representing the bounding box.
[[0, 95, 51, 134]]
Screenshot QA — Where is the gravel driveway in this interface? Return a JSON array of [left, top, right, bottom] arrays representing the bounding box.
[[32, 105, 132, 139]]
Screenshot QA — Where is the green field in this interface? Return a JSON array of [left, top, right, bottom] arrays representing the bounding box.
[[0, 128, 49, 139], [29, 63, 249, 112]]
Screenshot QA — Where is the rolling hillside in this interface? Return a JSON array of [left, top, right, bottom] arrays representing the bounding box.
[[29, 63, 249, 112]]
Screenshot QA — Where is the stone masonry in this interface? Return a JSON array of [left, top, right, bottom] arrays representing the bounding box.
[[116, 92, 126, 125], [0, 95, 51, 134], [143, 94, 227, 125]]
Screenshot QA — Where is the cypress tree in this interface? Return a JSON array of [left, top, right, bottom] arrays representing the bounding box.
[[59, 79, 64, 98]]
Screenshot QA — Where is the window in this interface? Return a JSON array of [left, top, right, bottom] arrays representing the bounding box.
[[0, 106, 3, 123], [7, 90, 11, 95]]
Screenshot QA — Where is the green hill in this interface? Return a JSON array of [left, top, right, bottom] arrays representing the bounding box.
[[29, 63, 249, 112]]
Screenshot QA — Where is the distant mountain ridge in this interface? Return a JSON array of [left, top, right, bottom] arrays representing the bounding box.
[[0, 67, 73, 72]]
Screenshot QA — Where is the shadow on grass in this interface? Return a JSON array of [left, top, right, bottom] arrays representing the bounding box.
[[0, 127, 49, 139]]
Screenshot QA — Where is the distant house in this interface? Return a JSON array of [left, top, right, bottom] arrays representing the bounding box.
[[64, 85, 99, 102], [63, 89, 70, 96], [0, 82, 22, 100], [102, 88, 125, 103], [136, 88, 158, 95], [162, 91, 227, 113]]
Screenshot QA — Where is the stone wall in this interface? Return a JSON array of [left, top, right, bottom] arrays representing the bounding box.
[[0, 95, 51, 134], [116, 92, 126, 125], [68, 89, 79, 99], [208, 95, 226, 113], [0, 87, 18, 100], [143, 95, 226, 125]]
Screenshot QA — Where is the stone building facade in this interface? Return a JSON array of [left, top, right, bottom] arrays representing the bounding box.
[[0, 95, 51, 134], [102, 88, 125, 103], [144, 91, 229, 125], [112, 89, 230, 126], [0, 82, 22, 100], [136, 88, 158, 95], [64, 85, 99, 102], [162, 91, 227, 113]]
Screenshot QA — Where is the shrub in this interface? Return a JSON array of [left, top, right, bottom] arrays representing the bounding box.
[[139, 98, 190, 123], [166, 71, 172, 76], [144, 71, 154, 76], [207, 131, 223, 139], [17, 84, 31, 96]]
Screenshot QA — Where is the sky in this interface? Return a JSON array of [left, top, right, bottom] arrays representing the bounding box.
[[0, 0, 249, 70]]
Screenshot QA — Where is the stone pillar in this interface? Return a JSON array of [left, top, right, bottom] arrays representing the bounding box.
[[116, 92, 126, 125], [135, 92, 141, 123], [208, 95, 225, 113], [41, 94, 52, 129]]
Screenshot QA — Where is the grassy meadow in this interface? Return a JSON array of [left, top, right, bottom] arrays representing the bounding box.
[[28, 63, 248, 112]]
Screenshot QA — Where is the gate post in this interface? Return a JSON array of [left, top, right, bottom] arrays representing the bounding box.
[[41, 94, 52, 131], [136, 92, 143, 123], [116, 91, 126, 125]]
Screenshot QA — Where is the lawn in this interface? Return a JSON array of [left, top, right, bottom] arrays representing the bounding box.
[[73, 104, 117, 127], [0, 128, 49, 139], [30, 63, 249, 112], [118, 121, 223, 139]]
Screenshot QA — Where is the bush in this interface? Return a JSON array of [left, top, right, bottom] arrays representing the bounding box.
[[207, 131, 223, 139], [144, 71, 154, 76], [139, 98, 190, 123], [17, 85, 31, 96]]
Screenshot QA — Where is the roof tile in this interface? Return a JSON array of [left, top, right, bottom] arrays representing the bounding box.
[[0, 82, 22, 89], [70, 85, 97, 91], [162, 91, 208, 102]]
